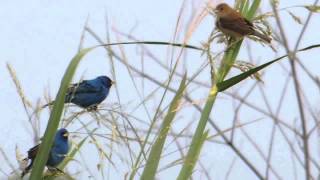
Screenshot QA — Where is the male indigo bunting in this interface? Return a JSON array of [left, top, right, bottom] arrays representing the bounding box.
[[214, 3, 271, 43], [21, 128, 70, 177], [43, 75, 114, 109]]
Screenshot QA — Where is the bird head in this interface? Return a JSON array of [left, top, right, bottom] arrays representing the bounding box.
[[214, 3, 233, 18], [55, 128, 69, 141], [97, 76, 115, 88]]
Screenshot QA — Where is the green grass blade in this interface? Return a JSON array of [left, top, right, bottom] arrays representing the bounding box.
[[99, 41, 204, 51], [216, 41, 243, 82], [239, 0, 249, 15], [217, 43, 320, 92], [177, 1, 263, 179], [216, 0, 261, 83], [177, 130, 209, 180], [217, 56, 283, 92], [129, 48, 185, 179], [247, 0, 261, 20], [177, 86, 218, 180], [140, 74, 187, 180], [29, 47, 94, 179]]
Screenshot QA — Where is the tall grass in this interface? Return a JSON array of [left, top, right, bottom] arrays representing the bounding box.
[[30, 47, 95, 179], [3, 0, 320, 179]]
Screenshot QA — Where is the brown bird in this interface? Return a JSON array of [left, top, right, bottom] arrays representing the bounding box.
[[214, 3, 271, 43]]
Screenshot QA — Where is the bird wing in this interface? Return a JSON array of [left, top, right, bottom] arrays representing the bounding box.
[[219, 16, 254, 36], [67, 80, 101, 94], [27, 144, 40, 160]]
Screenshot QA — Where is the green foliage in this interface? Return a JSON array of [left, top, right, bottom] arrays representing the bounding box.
[[141, 75, 187, 180], [22, 9, 320, 179], [177, 1, 262, 179], [177, 85, 217, 179], [217, 43, 320, 92], [29, 47, 95, 179], [25, 37, 320, 180]]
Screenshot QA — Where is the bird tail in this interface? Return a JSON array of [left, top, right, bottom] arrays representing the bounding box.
[[252, 31, 271, 43]]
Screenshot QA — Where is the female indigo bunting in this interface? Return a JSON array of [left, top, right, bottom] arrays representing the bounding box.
[[214, 3, 271, 43], [43, 75, 114, 109], [21, 128, 70, 177]]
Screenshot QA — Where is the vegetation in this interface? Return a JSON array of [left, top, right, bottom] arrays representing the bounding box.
[[2, 0, 320, 179]]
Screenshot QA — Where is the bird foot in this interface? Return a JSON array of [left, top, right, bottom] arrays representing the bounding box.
[[46, 167, 65, 176], [86, 105, 98, 111]]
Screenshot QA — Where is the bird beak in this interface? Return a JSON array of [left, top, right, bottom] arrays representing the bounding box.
[[63, 132, 69, 138], [213, 9, 219, 13], [111, 81, 116, 85]]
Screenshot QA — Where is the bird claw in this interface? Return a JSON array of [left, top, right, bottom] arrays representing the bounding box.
[[46, 167, 65, 176], [86, 105, 98, 111]]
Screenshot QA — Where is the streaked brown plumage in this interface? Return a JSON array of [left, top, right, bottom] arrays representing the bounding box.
[[214, 3, 271, 43]]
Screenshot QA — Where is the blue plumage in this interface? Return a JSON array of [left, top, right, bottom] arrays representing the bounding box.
[[46, 128, 70, 167], [21, 128, 70, 177], [44, 76, 114, 109]]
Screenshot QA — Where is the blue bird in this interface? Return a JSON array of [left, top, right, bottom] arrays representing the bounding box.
[[21, 128, 70, 177], [43, 76, 114, 109]]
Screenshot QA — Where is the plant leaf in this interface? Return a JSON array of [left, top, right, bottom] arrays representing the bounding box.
[[177, 84, 218, 180], [217, 56, 284, 92], [177, 128, 210, 180], [29, 47, 95, 179], [233, 60, 263, 82], [217, 44, 320, 92], [140, 74, 187, 180], [247, 0, 261, 20]]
